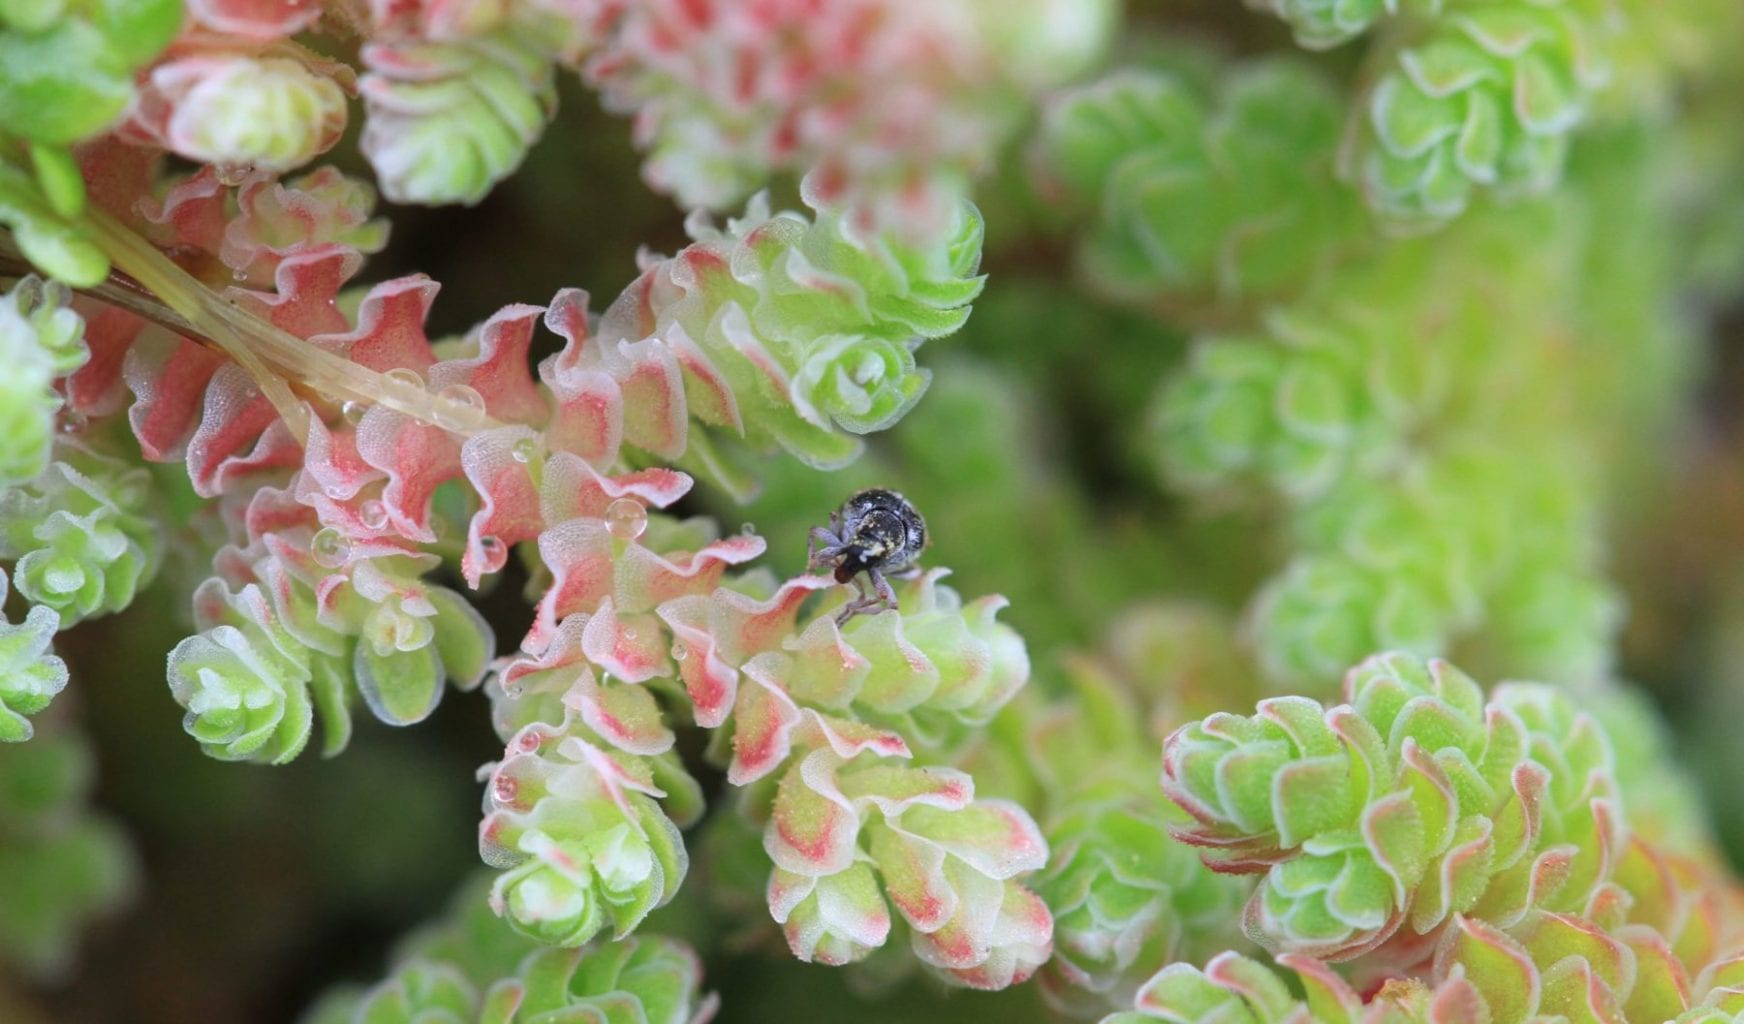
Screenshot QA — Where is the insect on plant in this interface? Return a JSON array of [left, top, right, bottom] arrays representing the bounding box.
[[808, 488, 929, 623]]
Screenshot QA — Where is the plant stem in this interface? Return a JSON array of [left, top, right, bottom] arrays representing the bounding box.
[[70, 212, 505, 440]]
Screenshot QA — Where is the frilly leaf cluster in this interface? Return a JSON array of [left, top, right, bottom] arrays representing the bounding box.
[[1245, 0, 1436, 51], [1167, 653, 1620, 959], [1350, 2, 1616, 228], [479, 542, 1050, 988], [1161, 651, 1744, 975], [1048, 0, 1652, 274], [958, 608, 1258, 1017], [303, 876, 716, 1024], [1126, 649, 1744, 1024], [1237, 0, 1624, 230], [360, 23, 557, 206], [584, 0, 1117, 237], [596, 192, 986, 471], [167, 488, 493, 764], [1, 436, 161, 628], [0, 0, 1110, 259], [1109, 840, 1744, 1024], [0, 568, 67, 743], [1035, 56, 1365, 313], [1148, 133, 1682, 686], [0, 275, 85, 488]]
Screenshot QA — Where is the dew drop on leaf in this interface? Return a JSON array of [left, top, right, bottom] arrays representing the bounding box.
[[360, 500, 389, 531], [605, 497, 648, 541], [383, 367, 425, 392], [433, 384, 487, 430], [311, 527, 350, 568]]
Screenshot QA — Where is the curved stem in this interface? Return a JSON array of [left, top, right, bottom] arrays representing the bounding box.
[[83, 207, 311, 440], [66, 211, 505, 441]]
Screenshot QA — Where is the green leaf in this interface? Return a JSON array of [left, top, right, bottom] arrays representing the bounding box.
[[0, 21, 131, 145], [90, 0, 182, 68], [0, 0, 67, 33], [354, 642, 444, 726], [0, 165, 108, 286], [428, 588, 492, 691], [25, 143, 82, 218], [309, 653, 354, 758]]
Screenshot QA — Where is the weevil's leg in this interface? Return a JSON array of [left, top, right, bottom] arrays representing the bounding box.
[[835, 594, 877, 625], [811, 546, 848, 574], [808, 527, 843, 568], [869, 568, 898, 612], [834, 579, 882, 625]]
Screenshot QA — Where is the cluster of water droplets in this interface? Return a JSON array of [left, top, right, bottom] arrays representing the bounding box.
[[311, 371, 498, 565], [360, 368, 490, 433]]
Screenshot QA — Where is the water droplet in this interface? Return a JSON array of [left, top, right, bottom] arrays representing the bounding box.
[[12, 277, 43, 314], [622, 626, 639, 641], [740, 521, 756, 536], [479, 535, 506, 560], [494, 775, 519, 803], [432, 383, 487, 431], [311, 527, 350, 568], [232, 268, 247, 282], [604, 497, 648, 541], [383, 367, 425, 393], [215, 163, 250, 187], [325, 481, 347, 499], [511, 437, 539, 464], [360, 500, 389, 530], [341, 400, 366, 424], [670, 644, 688, 662]]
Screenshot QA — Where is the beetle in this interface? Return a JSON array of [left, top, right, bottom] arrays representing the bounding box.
[[807, 488, 927, 624]]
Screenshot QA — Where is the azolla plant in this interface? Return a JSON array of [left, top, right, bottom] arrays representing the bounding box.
[[2, 1, 1743, 1022]]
